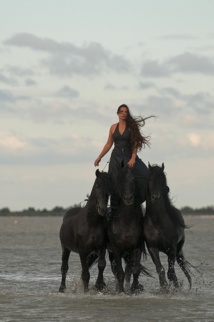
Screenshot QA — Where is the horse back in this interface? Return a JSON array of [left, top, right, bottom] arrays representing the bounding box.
[[108, 204, 144, 251], [143, 207, 185, 251], [63, 206, 82, 222], [60, 207, 106, 253]]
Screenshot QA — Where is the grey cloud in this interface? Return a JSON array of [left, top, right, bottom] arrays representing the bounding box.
[[25, 78, 37, 86], [140, 52, 214, 78], [0, 133, 98, 166], [5, 33, 131, 76], [139, 81, 155, 89], [0, 89, 16, 102], [104, 84, 116, 90], [7, 66, 34, 77], [104, 84, 128, 91], [140, 60, 170, 77], [162, 87, 184, 99], [185, 92, 214, 115], [4, 33, 67, 52], [0, 72, 17, 85], [162, 87, 214, 115], [56, 86, 79, 99], [160, 34, 198, 40], [0, 97, 111, 125], [145, 95, 176, 116], [0, 66, 35, 87], [168, 52, 214, 74]]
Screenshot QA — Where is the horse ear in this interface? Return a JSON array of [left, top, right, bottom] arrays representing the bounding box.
[[148, 162, 151, 169], [95, 169, 100, 177], [162, 162, 165, 170]]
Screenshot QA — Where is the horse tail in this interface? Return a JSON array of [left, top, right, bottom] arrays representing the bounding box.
[[140, 264, 154, 278], [142, 240, 147, 259], [176, 252, 195, 289], [87, 252, 99, 269]]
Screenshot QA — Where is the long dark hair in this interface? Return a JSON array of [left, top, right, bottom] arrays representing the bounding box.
[[117, 104, 154, 151]]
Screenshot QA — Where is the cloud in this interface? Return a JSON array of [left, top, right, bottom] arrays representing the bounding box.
[[168, 52, 214, 75], [139, 81, 155, 90], [140, 52, 214, 78], [6, 66, 34, 77], [161, 87, 214, 113], [0, 72, 18, 85], [0, 89, 16, 102], [5, 33, 132, 76], [160, 33, 198, 40], [0, 94, 111, 124], [187, 132, 201, 147], [0, 130, 99, 165], [0, 131, 26, 149], [144, 94, 176, 116], [140, 59, 170, 77], [56, 85, 79, 99], [104, 84, 128, 91], [25, 78, 37, 86]]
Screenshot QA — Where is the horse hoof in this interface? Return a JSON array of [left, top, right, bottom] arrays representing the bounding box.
[[160, 285, 169, 294], [95, 281, 106, 291], [131, 283, 144, 294], [117, 288, 125, 294], [59, 285, 66, 293]]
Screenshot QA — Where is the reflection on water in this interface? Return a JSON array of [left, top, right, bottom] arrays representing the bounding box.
[[0, 216, 214, 322]]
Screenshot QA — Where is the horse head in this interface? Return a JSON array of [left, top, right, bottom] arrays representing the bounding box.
[[94, 169, 111, 216], [148, 162, 168, 204], [117, 166, 135, 206]]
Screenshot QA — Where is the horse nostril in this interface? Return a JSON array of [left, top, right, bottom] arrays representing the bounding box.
[[152, 194, 161, 202], [123, 195, 134, 205], [98, 205, 107, 216]]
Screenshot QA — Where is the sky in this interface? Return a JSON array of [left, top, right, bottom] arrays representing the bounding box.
[[0, 0, 214, 211]]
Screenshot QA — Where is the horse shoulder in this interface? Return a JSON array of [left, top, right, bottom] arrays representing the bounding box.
[[63, 207, 82, 222]]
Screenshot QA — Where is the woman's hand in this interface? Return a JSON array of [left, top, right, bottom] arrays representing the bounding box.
[[94, 157, 101, 167], [127, 158, 135, 168]]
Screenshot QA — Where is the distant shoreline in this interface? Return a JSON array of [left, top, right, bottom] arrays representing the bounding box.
[[1, 213, 214, 218], [1, 205, 214, 217]]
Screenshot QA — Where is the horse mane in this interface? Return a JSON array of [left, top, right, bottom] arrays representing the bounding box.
[[114, 165, 136, 198], [164, 194, 186, 228], [63, 206, 82, 222], [149, 164, 186, 229], [89, 171, 111, 201], [114, 166, 127, 197]]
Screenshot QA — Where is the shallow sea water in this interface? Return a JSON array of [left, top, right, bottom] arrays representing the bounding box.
[[0, 216, 213, 322]]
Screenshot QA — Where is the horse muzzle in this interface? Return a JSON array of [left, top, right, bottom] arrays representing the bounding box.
[[151, 193, 162, 204], [123, 194, 134, 206], [97, 206, 107, 216]]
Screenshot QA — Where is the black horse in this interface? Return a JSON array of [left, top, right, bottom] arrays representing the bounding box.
[[107, 166, 149, 293], [59, 170, 111, 293], [144, 163, 192, 291]]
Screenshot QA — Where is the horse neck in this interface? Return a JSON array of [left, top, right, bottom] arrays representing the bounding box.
[[86, 196, 97, 214], [146, 195, 170, 224], [117, 201, 143, 224], [85, 192, 103, 224]]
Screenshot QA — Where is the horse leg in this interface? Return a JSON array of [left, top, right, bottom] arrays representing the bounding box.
[[148, 247, 168, 291], [79, 253, 90, 292], [95, 248, 107, 291], [124, 253, 132, 289], [167, 252, 179, 288], [108, 250, 117, 277], [59, 246, 71, 292], [112, 251, 125, 293], [131, 249, 144, 293], [176, 250, 192, 289]]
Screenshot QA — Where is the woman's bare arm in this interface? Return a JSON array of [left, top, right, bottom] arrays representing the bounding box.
[[94, 125, 115, 166]]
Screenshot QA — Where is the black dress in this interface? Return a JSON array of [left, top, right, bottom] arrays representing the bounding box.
[[108, 123, 148, 209]]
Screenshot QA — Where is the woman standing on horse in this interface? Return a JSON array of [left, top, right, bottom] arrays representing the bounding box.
[[94, 104, 153, 214]]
